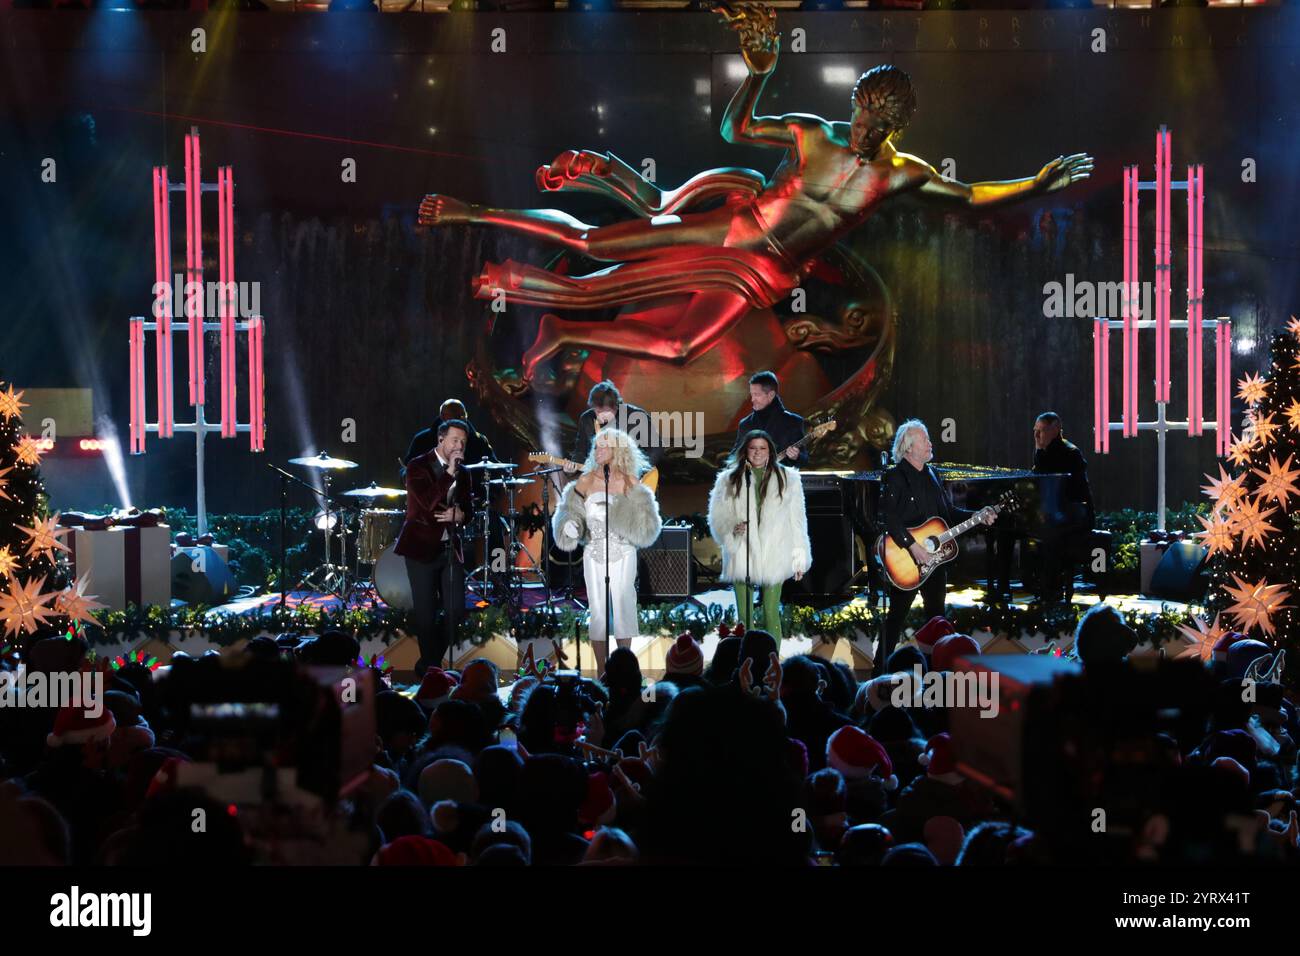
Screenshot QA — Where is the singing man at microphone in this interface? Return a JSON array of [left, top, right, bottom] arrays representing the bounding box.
[[394, 418, 474, 676]]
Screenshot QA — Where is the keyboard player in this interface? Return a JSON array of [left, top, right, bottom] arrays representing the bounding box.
[[994, 412, 1095, 602]]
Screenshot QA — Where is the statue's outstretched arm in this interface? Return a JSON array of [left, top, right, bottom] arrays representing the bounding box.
[[910, 151, 1094, 208], [716, 1, 797, 149]]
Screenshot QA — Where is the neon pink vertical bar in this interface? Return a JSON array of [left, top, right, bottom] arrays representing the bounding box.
[[130, 319, 145, 453], [151, 168, 165, 437], [1094, 318, 1101, 453], [184, 132, 196, 406], [249, 316, 264, 452], [225, 167, 237, 438], [1122, 167, 1131, 438], [159, 165, 174, 437], [1101, 319, 1110, 453], [191, 130, 205, 408], [1186, 164, 1199, 435], [218, 167, 234, 438]]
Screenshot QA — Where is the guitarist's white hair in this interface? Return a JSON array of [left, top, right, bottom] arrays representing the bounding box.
[[891, 418, 929, 464], [582, 426, 651, 479]]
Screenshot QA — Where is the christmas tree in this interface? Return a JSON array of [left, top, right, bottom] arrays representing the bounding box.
[[0, 381, 104, 651], [1198, 318, 1300, 686]]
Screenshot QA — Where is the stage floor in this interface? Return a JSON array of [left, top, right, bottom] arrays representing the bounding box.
[[186, 577, 1202, 681]]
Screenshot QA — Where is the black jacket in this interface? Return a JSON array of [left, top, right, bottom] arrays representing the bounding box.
[[1033, 436, 1095, 527], [570, 402, 662, 468], [881, 462, 974, 550], [734, 396, 807, 465], [404, 421, 496, 469]]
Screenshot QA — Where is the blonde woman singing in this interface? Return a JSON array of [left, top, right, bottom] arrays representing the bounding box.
[[553, 427, 662, 649]]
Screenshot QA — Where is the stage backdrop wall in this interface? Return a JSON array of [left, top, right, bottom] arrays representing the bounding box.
[[2, 10, 1298, 520]]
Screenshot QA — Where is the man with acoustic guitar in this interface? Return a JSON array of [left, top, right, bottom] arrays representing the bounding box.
[[877, 419, 996, 673]]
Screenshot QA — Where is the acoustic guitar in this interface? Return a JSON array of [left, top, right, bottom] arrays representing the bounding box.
[[875, 491, 1018, 591], [527, 452, 660, 493]]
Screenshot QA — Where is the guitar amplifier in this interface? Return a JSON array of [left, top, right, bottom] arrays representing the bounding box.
[[784, 472, 856, 601], [638, 524, 694, 600]]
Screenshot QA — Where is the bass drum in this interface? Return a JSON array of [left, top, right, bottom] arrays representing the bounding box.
[[374, 542, 413, 611]]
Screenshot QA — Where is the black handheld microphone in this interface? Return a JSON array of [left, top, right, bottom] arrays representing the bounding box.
[[603, 464, 610, 482]]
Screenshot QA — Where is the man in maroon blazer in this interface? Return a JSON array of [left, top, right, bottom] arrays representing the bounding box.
[[394, 419, 474, 675]]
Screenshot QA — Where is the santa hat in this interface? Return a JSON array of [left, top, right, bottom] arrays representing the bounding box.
[[373, 835, 459, 867], [415, 667, 459, 710], [665, 633, 704, 676], [579, 771, 616, 828], [913, 616, 956, 657], [46, 704, 116, 748], [1212, 631, 1246, 664], [826, 726, 897, 790], [145, 755, 188, 800], [918, 732, 963, 785], [932, 634, 980, 674]]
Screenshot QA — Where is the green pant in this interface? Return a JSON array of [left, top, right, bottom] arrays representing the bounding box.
[[734, 581, 784, 640]]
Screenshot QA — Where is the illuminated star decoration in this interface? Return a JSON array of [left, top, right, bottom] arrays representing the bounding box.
[[1228, 495, 1280, 550], [1249, 411, 1280, 446], [1287, 315, 1300, 339], [1196, 510, 1237, 559], [0, 546, 17, 580], [1223, 573, 1293, 639], [1286, 400, 1300, 434], [0, 383, 27, 421], [14, 435, 43, 467], [1252, 453, 1300, 512], [18, 514, 71, 562], [1237, 371, 1269, 406], [1227, 434, 1256, 468], [53, 575, 107, 630], [1202, 464, 1248, 514], [1174, 612, 1231, 663], [0, 465, 13, 502], [0, 574, 58, 638]]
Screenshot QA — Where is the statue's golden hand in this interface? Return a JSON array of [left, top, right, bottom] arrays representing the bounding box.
[[714, 1, 779, 76], [1033, 152, 1094, 194]]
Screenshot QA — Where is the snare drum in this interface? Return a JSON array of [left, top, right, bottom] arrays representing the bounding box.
[[374, 542, 413, 611], [358, 509, 404, 565]]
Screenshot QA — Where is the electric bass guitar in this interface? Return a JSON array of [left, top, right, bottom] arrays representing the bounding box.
[[875, 491, 1018, 591], [778, 419, 837, 459], [526, 453, 660, 494]]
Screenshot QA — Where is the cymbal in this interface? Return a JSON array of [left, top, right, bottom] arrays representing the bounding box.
[[486, 477, 535, 488], [341, 483, 406, 499], [289, 452, 359, 470], [463, 460, 516, 471]]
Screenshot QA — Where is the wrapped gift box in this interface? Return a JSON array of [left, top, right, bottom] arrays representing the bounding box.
[[69, 523, 172, 610]]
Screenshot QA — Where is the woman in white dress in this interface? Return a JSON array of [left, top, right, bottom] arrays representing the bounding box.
[[553, 427, 662, 649]]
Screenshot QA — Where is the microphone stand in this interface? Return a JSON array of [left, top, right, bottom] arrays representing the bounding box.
[[602, 463, 612, 674], [744, 464, 752, 631], [266, 463, 324, 613], [522, 466, 565, 637]]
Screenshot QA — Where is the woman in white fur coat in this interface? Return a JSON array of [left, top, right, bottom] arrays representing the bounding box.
[[552, 427, 662, 649], [708, 429, 811, 641]]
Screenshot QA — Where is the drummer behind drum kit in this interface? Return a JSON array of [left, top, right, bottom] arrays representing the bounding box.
[[283, 452, 563, 615]]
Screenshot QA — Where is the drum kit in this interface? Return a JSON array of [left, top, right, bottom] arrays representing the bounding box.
[[274, 451, 569, 615]]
